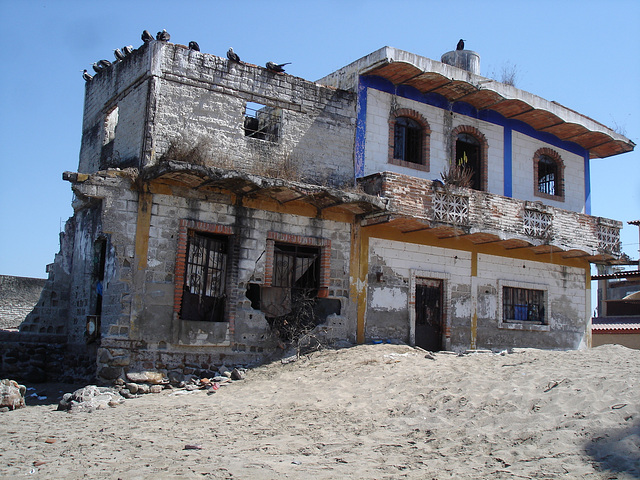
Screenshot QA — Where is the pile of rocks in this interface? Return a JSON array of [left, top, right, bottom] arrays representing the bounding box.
[[112, 365, 247, 399], [0, 379, 26, 412]]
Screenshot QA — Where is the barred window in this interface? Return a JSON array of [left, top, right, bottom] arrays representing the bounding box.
[[244, 102, 281, 142], [503, 286, 545, 323], [394, 117, 423, 164], [537, 155, 558, 196], [181, 231, 228, 322]]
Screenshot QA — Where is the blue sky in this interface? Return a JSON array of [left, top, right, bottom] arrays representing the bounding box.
[[0, 0, 638, 279]]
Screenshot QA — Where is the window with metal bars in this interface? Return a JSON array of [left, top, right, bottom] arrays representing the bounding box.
[[181, 231, 228, 322], [394, 117, 423, 164], [272, 243, 320, 293], [537, 155, 558, 196], [503, 286, 545, 323]]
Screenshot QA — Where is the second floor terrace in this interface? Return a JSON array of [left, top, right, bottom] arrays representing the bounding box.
[[359, 171, 621, 263]]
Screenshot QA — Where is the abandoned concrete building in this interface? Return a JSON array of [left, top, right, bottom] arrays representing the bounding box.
[[15, 40, 635, 382]]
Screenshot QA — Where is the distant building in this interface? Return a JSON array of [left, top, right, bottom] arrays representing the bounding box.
[[591, 220, 640, 349], [15, 40, 635, 382]]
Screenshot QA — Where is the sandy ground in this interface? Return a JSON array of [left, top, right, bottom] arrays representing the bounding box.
[[1, 343, 639, 479]]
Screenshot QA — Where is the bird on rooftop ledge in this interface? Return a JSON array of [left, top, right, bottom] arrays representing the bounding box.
[[142, 30, 153, 43], [156, 29, 170, 42], [457, 39, 465, 50], [82, 70, 93, 82], [266, 61, 291, 73], [227, 47, 241, 63], [188, 41, 200, 51]]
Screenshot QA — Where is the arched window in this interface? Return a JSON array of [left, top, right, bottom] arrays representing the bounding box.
[[388, 109, 430, 171], [537, 155, 557, 195], [455, 132, 482, 190], [394, 117, 422, 164], [533, 148, 564, 200]]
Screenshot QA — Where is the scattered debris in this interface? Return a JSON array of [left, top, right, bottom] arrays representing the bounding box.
[[0, 379, 26, 411]]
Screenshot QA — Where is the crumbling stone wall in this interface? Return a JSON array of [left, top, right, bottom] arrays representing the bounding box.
[[0, 276, 46, 330]]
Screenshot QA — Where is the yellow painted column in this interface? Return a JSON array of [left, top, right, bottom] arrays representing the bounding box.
[[130, 188, 153, 339], [350, 221, 369, 344]]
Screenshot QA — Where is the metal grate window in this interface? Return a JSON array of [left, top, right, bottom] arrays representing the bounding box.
[[503, 287, 545, 323], [537, 155, 557, 196], [181, 231, 228, 322], [394, 117, 423, 164], [272, 243, 320, 293]]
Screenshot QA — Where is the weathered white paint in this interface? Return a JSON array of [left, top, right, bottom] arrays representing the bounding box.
[[370, 287, 407, 311]]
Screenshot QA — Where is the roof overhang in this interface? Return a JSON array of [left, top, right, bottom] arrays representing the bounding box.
[[140, 161, 388, 216], [320, 47, 635, 159]]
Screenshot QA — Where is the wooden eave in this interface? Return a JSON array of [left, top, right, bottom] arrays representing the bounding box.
[[362, 57, 635, 159]]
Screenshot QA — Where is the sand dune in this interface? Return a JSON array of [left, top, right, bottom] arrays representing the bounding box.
[[1, 343, 639, 479]]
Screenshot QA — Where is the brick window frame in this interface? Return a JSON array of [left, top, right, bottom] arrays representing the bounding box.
[[264, 231, 331, 299], [174, 219, 235, 329], [533, 148, 565, 202], [451, 125, 488, 191], [388, 108, 431, 172]]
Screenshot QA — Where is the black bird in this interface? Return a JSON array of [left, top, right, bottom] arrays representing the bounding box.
[[142, 30, 154, 43], [227, 47, 240, 63], [188, 41, 200, 51], [456, 39, 465, 51], [123, 45, 134, 56], [156, 29, 170, 41], [266, 61, 290, 73], [92, 62, 103, 73], [98, 59, 112, 69], [114, 48, 126, 61], [82, 69, 93, 82]]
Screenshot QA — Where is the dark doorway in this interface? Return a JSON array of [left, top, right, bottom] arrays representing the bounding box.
[[415, 279, 443, 351]]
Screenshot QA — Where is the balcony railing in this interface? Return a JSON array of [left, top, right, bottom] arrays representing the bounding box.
[[359, 172, 622, 262]]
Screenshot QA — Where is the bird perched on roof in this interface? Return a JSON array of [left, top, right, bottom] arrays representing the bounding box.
[[188, 41, 200, 51], [123, 45, 134, 56], [114, 48, 126, 61], [266, 61, 290, 73], [456, 39, 465, 51], [82, 70, 93, 82], [98, 59, 112, 69], [227, 47, 240, 63], [92, 62, 103, 73], [156, 29, 170, 41], [142, 30, 154, 43]]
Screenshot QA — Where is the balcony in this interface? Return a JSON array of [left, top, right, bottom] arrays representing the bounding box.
[[359, 171, 621, 263]]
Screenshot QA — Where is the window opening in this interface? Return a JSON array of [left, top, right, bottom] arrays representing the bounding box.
[[244, 101, 281, 142], [101, 106, 119, 167], [455, 133, 481, 190], [263, 243, 321, 342], [394, 117, 423, 164], [503, 286, 545, 323], [181, 231, 228, 322], [537, 155, 557, 196]]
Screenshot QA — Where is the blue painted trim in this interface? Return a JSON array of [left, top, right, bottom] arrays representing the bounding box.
[[355, 78, 368, 178], [584, 151, 591, 215], [359, 75, 591, 204], [359, 75, 589, 157], [503, 126, 513, 197]]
